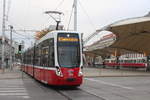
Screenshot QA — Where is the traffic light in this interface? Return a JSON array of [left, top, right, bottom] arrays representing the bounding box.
[[18, 45, 22, 54]]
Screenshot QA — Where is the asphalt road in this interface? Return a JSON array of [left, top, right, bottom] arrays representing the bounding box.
[[0, 74, 150, 100]]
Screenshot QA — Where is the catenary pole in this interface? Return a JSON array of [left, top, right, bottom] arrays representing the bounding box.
[[2, 0, 6, 73], [74, 0, 77, 31], [9, 25, 13, 70]]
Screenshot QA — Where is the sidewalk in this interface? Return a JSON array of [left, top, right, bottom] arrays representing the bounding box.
[[0, 67, 22, 79], [83, 67, 150, 77]]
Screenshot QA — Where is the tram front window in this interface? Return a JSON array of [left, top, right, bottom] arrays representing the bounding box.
[[57, 33, 80, 68], [58, 46, 80, 67]]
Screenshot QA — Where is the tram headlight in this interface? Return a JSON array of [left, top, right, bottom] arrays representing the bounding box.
[[56, 66, 63, 77], [145, 63, 148, 67], [78, 66, 83, 76]]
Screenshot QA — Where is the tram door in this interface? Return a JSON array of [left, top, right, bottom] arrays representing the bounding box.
[[42, 47, 49, 83]]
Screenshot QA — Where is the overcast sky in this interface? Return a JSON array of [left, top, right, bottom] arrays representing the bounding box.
[[0, 0, 150, 47]]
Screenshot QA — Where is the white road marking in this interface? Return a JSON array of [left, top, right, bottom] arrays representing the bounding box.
[[0, 88, 26, 90], [0, 80, 30, 99], [0, 93, 28, 96], [85, 78, 134, 90], [22, 96, 30, 99], [0, 90, 27, 92]]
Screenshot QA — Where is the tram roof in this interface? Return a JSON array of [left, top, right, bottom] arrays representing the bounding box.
[[85, 13, 150, 56], [35, 30, 80, 45]]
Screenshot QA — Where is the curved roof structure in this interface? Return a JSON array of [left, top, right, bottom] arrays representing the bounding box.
[[105, 16, 150, 55], [85, 13, 150, 56]]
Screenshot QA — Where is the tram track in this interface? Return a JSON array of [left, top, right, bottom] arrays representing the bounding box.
[[33, 80, 73, 100], [22, 72, 72, 100], [27, 75, 105, 100], [52, 86, 106, 100], [35, 80, 106, 100], [56, 88, 104, 100], [54, 89, 73, 100], [78, 88, 106, 100], [82, 83, 131, 100]]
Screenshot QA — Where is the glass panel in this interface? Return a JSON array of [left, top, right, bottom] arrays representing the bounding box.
[[58, 46, 80, 67], [57, 33, 80, 68]]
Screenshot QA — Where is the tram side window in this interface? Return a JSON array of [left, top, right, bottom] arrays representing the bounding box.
[[30, 50, 33, 65], [34, 47, 38, 66], [37, 48, 41, 66], [25, 54, 27, 64], [34, 46, 41, 66], [49, 46, 54, 67], [40, 39, 50, 67], [23, 54, 25, 64], [49, 39, 54, 67], [38, 39, 54, 67], [30, 50, 33, 64], [27, 50, 32, 64], [27, 53, 30, 64], [41, 47, 49, 67]]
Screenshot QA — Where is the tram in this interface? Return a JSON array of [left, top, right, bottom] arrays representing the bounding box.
[[104, 58, 119, 68], [104, 57, 147, 69], [22, 31, 83, 86]]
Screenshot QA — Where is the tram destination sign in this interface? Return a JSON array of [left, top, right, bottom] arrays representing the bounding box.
[[58, 37, 79, 42]]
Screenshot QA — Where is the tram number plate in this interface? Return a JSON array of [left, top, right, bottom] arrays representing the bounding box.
[[66, 78, 76, 82]]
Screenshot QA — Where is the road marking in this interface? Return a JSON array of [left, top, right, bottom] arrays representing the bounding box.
[[0, 79, 30, 99], [0, 90, 27, 92], [22, 96, 30, 99], [0, 88, 26, 90], [85, 78, 134, 90], [0, 93, 28, 96]]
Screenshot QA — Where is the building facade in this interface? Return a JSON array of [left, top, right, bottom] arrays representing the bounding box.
[[0, 37, 18, 68]]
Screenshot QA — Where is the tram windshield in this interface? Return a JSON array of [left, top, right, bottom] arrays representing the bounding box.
[[57, 33, 80, 68]]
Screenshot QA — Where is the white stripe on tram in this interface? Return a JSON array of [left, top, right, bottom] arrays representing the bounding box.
[[25, 65, 56, 71]]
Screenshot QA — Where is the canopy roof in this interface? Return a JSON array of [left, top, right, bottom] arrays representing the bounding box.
[[85, 13, 150, 56], [106, 16, 150, 55]]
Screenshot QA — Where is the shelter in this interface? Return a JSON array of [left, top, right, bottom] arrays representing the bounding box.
[[84, 12, 150, 57]]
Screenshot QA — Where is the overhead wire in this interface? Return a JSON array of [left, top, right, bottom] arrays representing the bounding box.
[[6, 0, 11, 21], [78, 0, 96, 30], [13, 30, 35, 39], [4, 0, 39, 48], [12, 30, 35, 46], [54, 0, 65, 10], [6, 20, 36, 37], [67, 4, 74, 30], [13, 38, 35, 39]]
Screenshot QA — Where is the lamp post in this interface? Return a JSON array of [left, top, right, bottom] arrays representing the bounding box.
[[1, 0, 6, 73], [9, 25, 13, 70], [73, 0, 77, 31]]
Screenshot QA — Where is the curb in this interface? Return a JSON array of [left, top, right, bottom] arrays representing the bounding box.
[[84, 75, 150, 78]]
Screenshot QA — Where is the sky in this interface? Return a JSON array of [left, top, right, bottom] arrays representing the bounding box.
[[0, 0, 150, 48]]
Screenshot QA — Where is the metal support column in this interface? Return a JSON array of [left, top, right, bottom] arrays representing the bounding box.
[[9, 25, 13, 70], [74, 0, 77, 31], [1, 0, 6, 73]]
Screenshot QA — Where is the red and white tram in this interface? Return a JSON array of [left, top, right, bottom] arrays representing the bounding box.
[[22, 31, 83, 86], [104, 58, 119, 68], [104, 57, 147, 69], [119, 57, 147, 68]]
